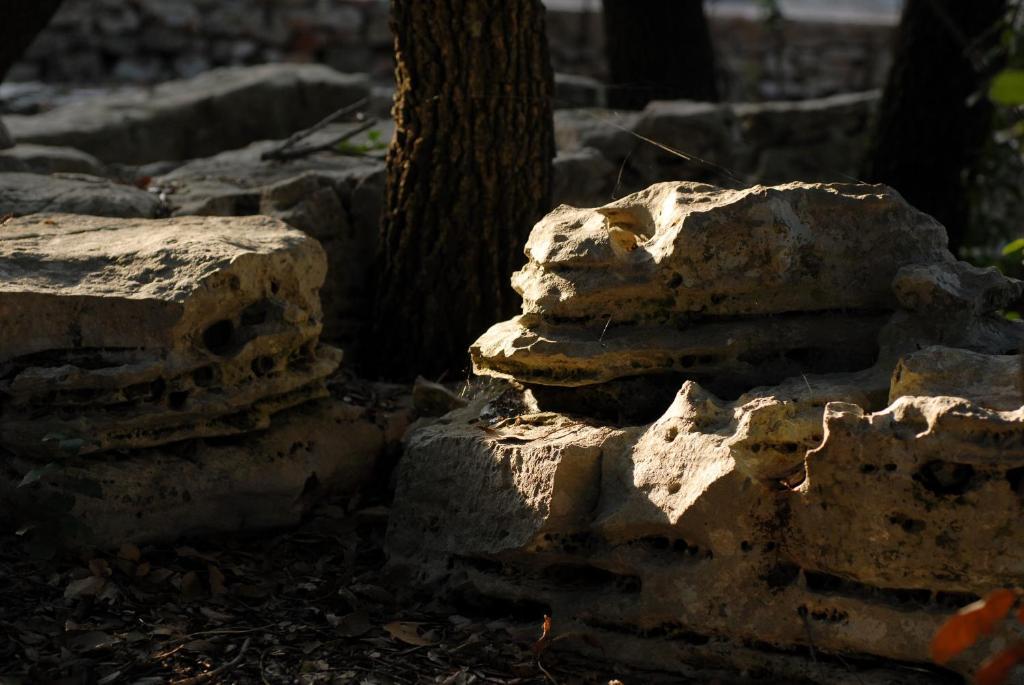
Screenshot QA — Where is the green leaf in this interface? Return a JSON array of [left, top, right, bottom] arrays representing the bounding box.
[[18, 462, 61, 488], [990, 69, 1024, 106], [367, 129, 382, 143], [1002, 238, 1024, 256]]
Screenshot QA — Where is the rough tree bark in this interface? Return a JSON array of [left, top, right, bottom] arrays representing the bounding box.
[[866, 0, 1007, 254], [602, 0, 718, 110], [363, 0, 555, 381], [0, 0, 64, 83]]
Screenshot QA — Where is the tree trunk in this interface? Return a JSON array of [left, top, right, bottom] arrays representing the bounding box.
[[0, 0, 63, 83], [602, 0, 718, 109], [363, 0, 555, 381], [866, 0, 1006, 255]]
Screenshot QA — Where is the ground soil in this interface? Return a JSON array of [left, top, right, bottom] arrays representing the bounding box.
[[0, 493, 686, 685]]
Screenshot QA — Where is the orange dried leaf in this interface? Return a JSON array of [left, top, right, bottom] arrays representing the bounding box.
[[532, 614, 552, 656], [975, 642, 1024, 685], [932, 589, 1018, 664], [383, 621, 435, 646], [118, 543, 141, 562], [208, 564, 226, 595]]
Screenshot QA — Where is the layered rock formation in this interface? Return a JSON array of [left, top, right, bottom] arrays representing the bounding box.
[[388, 181, 1024, 682], [0, 172, 162, 217], [0, 213, 398, 544], [4, 64, 370, 164]]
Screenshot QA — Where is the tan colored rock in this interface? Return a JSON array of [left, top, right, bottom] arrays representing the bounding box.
[[2, 383, 411, 546], [0, 213, 339, 457], [149, 135, 386, 345], [388, 384, 1008, 682], [890, 346, 1022, 410], [786, 396, 1024, 591], [388, 181, 1024, 682], [471, 181, 1023, 416], [512, 182, 953, 322]]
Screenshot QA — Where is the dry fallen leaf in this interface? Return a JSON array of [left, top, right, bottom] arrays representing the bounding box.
[[931, 589, 1019, 664], [208, 564, 226, 595], [118, 543, 141, 562], [179, 571, 205, 601], [975, 642, 1024, 685], [329, 611, 372, 638], [68, 630, 119, 653], [532, 614, 552, 655], [64, 576, 106, 599], [384, 621, 437, 646], [175, 546, 218, 563], [88, 558, 111, 578]]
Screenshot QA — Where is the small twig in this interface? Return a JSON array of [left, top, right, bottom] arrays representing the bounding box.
[[262, 119, 380, 162], [598, 315, 612, 346], [170, 637, 251, 685], [261, 97, 369, 161], [258, 648, 271, 685], [536, 658, 559, 685], [798, 608, 818, 666]]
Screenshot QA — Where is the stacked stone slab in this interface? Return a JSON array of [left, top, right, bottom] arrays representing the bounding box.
[[0, 213, 394, 543], [387, 181, 1024, 683]]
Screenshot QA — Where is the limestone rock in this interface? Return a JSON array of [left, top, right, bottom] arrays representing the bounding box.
[[0, 144, 108, 176], [388, 378, 1022, 681], [0, 212, 339, 457], [552, 147, 616, 208], [786, 396, 1024, 592], [0, 172, 162, 218], [890, 346, 1022, 410], [2, 381, 412, 546], [471, 181, 1023, 410], [5, 64, 370, 164], [149, 132, 387, 346], [387, 180, 1024, 682], [0, 119, 15, 150]]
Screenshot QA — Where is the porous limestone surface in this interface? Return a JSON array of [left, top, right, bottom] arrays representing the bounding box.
[[388, 181, 1024, 683], [472, 182, 1022, 409], [0, 212, 335, 457]]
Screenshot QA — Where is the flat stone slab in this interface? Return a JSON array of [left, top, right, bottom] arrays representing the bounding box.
[[0, 172, 162, 217], [0, 212, 337, 457], [0, 144, 107, 176], [5, 64, 370, 164]]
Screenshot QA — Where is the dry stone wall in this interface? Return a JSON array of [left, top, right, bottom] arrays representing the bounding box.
[[9, 0, 894, 103]]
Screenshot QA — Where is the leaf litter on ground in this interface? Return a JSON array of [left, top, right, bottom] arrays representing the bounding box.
[[0, 493, 683, 684]]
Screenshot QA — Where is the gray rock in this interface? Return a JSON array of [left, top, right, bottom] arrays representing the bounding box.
[[6, 63, 370, 164], [0, 144, 107, 176], [554, 73, 606, 109], [0, 172, 161, 217], [552, 147, 616, 208], [0, 119, 12, 150]]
